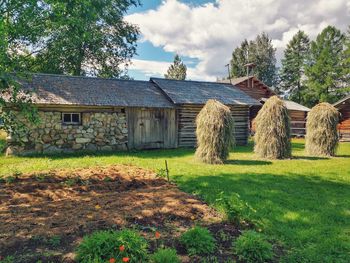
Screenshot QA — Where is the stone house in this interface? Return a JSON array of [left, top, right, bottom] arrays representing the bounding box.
[[5, 73, 259, 155]]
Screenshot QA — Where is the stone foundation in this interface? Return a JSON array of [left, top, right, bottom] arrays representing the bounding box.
[[6, 109, 128, 155]]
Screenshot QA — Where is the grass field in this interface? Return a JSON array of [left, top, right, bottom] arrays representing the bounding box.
[[1, 133, 349, 262]]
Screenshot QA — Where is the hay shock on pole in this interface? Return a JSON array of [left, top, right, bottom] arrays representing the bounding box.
[[254, 96, 291, 159], [305, 102, 339, 157], [195, 99, 235, 164]]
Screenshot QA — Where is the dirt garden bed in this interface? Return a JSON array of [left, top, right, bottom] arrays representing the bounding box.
[[0, 165, 241, 262]]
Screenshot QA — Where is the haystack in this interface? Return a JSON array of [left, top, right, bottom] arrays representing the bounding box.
[[254, 96, 291, 159], [306, 102, 339, 156], [195, 99, 235, 164]]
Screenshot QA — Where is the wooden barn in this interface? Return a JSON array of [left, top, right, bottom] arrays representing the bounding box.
[[151, 78, 259, 147], [223, 76, 310, 136], [5, 74, 258, 155], [334, 95, 350, 142]]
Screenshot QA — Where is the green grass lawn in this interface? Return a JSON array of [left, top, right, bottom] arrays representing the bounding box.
[[1, 134, 349, 262]]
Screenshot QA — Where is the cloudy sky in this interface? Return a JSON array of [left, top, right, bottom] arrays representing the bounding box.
[[126, 0, 350, 81]]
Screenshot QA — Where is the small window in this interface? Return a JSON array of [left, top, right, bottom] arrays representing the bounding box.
[[62, 113, 81, 125]]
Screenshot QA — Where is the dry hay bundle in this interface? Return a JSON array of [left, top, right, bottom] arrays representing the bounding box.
[[254, 96, 291, 159], [195, 99, 235, 164], [306, 102, 339, 156]]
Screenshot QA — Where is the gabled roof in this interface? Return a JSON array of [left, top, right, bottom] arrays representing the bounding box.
[[17, 74, 174, 108], [260, 98, 310, 112], [151, 78, 260, 106], [333, 95, 350, 108]]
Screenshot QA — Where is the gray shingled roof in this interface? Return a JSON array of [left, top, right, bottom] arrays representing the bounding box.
[[151, 78, 260, 105], [18, 74, 174, 108], [260, 98, 310, 112]]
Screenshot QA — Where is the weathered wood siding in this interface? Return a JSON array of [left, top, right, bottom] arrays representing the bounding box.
[[289, 110, 307, 137], [127, 108, 177, 149], [249, 108, 307, 137], [337, 100, 350, 141], [177, 104, 250, 147], [235, 79, 275, 100]]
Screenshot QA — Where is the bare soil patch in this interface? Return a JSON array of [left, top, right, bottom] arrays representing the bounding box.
[[0, 165, 239, 262]]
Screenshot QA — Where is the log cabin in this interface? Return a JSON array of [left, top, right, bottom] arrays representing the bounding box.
[[4, 74, 259, 155], [333, 95, 350, 142], [222, 76, 310, 136]]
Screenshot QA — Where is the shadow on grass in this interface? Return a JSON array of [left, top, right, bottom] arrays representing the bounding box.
[[292, 156, 329, 160], [225, 159, 272, 165], [175, 172, 350, 262]]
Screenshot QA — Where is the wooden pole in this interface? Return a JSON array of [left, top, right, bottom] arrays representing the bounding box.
[[165, 160, 170, 182]]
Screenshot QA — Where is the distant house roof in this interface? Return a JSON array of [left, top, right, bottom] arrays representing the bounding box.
[[18, 74, 174, 108], [260, 98, 310, 112], [151, 78, 260, 106], [333, 95, 350, 108]]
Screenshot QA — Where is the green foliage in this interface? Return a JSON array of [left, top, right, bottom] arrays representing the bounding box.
[[216, 192, 257, 225], [306, 102, 339, 157], [195, 99, 235, 164], [180, 226, 216, 256], [304, 26, 346, 106], [0, 256, 14, 263], [254, 96, 291, 159], [230, 32, 278, 87], [164, 54, 187, 80], [233, 230, 273, 263], [279, 30, 310, 103], [48, 235, 61, 247], [75, 229, 148, 263], [1, 0, 139, 78], [151, 248, 180, 263]]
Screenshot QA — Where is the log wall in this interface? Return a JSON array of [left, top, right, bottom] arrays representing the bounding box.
[[337, 100, 350, 141], [234, 79, 275, 100], [177, 104, 250, 147]]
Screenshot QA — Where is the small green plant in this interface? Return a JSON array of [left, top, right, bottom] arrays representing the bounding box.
[[156, 168, 167, 178], [0, 256, 14, 263], [4, 176, 16, 184], [35, 174, 47, 182], [75, 229, 148, 263], [233, 230, 273, 263], [216, 192, 257, 225], [180, 226, 216, 256], [62, 177, 78, 187], [48, 235, 61, 247], [151, 248, 180, 263]]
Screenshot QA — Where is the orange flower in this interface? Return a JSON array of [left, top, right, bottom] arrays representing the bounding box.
[[119, 245, 125, 252], [122, 257, 130, 262], [109, 258, 116, 263], [155, 231, 161, 239]]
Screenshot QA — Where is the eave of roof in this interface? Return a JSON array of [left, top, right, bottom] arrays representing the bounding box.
[[333, 95, 350, 108]]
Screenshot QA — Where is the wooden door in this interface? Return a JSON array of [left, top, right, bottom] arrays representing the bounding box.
[[128, 108, 177, 149]]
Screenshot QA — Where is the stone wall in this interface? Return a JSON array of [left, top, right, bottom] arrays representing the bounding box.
[[6, 109, 128, 155]]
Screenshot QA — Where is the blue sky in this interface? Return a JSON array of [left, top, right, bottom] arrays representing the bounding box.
[[127, 1, 211, 80], [126, 0, 349, 81]]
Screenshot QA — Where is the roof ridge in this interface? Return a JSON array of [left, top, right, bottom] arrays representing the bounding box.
[[151, 77, 233, 85], [31, 72, 151, 83]]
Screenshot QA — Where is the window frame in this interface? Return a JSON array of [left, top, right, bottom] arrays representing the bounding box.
[[61, 112, 81, 125]]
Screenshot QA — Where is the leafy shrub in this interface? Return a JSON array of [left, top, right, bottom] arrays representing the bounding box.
[[306, 102, 339, 156], [233, 230, 273, 263], [254, 96, 291, 159], [216, 192, 257, 225], [151, 248, 180, 263], [180, 226, 216, 256], [0, 256, 14, 263], [195, 99, 235, 164], [75, 229, 148, 263]]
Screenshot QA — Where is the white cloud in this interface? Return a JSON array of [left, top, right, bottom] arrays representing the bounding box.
[[126, 0, 349, 80]]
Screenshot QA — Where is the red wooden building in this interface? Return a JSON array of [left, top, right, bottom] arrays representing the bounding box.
[[334, 95, 350, 142], [222, 76, 310, 136]]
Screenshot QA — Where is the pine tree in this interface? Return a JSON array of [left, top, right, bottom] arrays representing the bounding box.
[[164, 54, 187, 80], [230, 33, 278, 87], [342, 25, 350, 93], [279, 31, 310, 103], [304, 26, 346, 106]]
